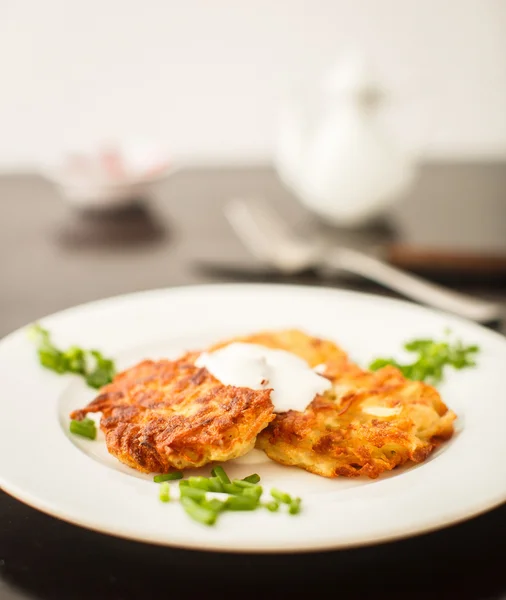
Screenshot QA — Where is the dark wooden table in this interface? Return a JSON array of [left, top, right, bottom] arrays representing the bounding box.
[[1, 165, 505, 599]]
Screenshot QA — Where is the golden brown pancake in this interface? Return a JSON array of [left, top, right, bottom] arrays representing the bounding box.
[[224, 331, 456, 479], [71, 354, 274, 473]]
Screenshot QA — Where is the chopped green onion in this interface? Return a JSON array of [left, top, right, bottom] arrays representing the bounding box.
[[201, 498, 226, 513], [225, 495, 259, 511], [264, 501, 279, 512], [154, 467, 302, 524], [85, 369, 112, 389], [188, 476, 223, 493], [28, 323, 51, 346], [241, 485, 263, 501], [232, 479, 263, 499], [75, 417, 95, 429], [179, 485, 206, 502], [208, 477, 225, 492], [65, 346, 86, 374], [242, 473, 260, 484], [180, 496, 218, 526], [222, 482, 246, 496], [231, 479, 257, 489], [187, 476, 212, 490], [85, 351, 116, 389], [28, 324, 116, 389], [289, 497, 302, 515], [271, 488, 292, 504], [369, 334, 479, 385], [153, 471, 183, 483], [69, 418, 97, 440], [159, 482, 170, 502], [39, 347, 68, 373], [211, 466, 231, 484]]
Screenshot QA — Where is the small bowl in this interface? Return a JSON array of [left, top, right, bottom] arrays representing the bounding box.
[[41, 144, 176, 211]]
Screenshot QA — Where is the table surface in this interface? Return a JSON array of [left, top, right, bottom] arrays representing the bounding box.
[[1, 164, 505, 599]]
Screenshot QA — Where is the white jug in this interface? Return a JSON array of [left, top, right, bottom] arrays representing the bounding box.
[[274, 57, 416, 227]]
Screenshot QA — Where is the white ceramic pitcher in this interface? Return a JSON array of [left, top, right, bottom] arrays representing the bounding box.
[[274, 56, 416, 227]]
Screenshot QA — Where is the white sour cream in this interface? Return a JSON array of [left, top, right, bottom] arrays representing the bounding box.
[[195, 342, 331, 413]]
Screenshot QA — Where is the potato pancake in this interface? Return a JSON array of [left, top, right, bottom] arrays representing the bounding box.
[[221, 330, 456, 478], [70, 354, 274, 473]]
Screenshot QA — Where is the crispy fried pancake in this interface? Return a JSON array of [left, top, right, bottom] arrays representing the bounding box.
[[70, 355, 274, 473], [223, 330, 456, 479]]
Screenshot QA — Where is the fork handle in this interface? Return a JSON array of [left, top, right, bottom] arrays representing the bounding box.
[[327, 247, 503, 323]]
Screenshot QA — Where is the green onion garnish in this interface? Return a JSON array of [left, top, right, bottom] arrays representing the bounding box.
[[242, 486, 263, 501], [222, 482, 246, 496], [154, 468, 301, 525], [69, 418, 97, 440], [271, 488, 292, 504], [179, 485, 207, 502], [180, 496, 218, 526], [159, 482, 170, 502], [232, 480, 262, 497], [231, 479, 257, 489], [211, 466, 231, 484], [369, 334, 479, 385], [208, 477, 225, 492], [242, 473, 260, 484], [225, 495, 259, 511], [289, 497, 302, 515], [85, 351, 116, 389], [187, 476, 211, 490], [28, 324, 116, 389], [153, 472, 183, 483], [201, 498, 226, 513], [188, 476, 224, 493]]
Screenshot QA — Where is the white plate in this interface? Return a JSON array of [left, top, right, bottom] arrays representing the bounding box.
[[0, 284, 505, 553]]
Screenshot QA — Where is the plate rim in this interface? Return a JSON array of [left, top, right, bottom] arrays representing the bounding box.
[[2, 282, 506, 347], [1, 480, 504, 554]]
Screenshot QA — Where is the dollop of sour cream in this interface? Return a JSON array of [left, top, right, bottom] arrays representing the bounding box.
[[195, 342, 332, 413]]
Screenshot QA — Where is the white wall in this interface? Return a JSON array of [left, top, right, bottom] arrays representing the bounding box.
[[1, 0, 506, 168]]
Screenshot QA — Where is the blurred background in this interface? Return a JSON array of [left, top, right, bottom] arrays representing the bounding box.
[[1, 0, 506, 337], [1, 0, 506, 166]]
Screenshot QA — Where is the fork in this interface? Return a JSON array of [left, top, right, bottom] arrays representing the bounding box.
[[224, 198, 503, 323]]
